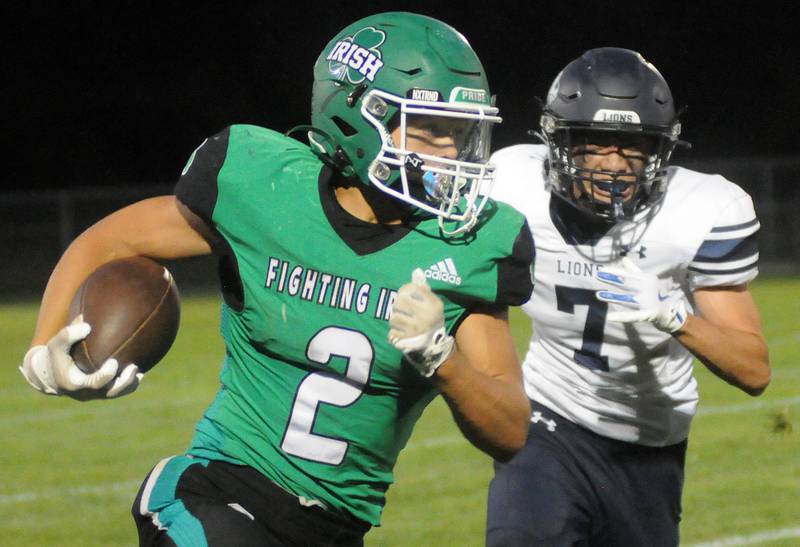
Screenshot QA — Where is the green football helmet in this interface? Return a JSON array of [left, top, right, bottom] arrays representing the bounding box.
[[310, 12, 501, 235]]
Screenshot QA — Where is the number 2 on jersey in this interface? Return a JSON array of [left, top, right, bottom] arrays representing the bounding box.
[[281, 327, 374, 465], [555, 285, 610, 371]]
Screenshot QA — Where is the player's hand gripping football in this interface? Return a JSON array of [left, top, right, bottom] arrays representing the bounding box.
[[19, 316, 143, 399], [388, 268, 455, 377], [595, 257, 689, 334]]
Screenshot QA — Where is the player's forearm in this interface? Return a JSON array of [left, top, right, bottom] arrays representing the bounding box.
[[32, 229, 140, 346], [433, 352, 530, 462], [32, 197, 213, 346], [675, 314, 770, 396]]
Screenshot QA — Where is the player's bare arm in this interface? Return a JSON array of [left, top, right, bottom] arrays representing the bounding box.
[[596, 259, 770, 397], [676, 285, 770, 395], [32, 196, 212, 346], [434, 307, 530, 462], [388, 269, 529, 462]]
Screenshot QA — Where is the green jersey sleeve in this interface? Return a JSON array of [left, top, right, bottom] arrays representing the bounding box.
[[495, 217, 534, 306], [174, 126, 231, 225]]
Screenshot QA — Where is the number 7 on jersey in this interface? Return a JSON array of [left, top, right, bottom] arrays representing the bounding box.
[[555, 285, 610, 372]]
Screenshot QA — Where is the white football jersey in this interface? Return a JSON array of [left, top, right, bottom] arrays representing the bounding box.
[[490, 144, 759, 446]]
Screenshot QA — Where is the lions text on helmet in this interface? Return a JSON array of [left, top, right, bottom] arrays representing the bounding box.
[[537, 47, 686, 223]]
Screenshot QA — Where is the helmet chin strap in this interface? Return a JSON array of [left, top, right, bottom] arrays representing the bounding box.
[[608, 179, 628, 221], [611, 191, 625, 220]]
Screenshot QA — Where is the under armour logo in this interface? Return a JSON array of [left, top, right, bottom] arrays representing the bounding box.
[[620, 245, 647, 259], [531, 411, 557, 432]]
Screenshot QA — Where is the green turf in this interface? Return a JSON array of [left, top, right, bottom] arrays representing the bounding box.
[[1, 278, 797, 546]]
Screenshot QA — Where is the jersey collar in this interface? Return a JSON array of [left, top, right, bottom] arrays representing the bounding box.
[[549, 193, 615, 246], [318, 167, 421, 256]]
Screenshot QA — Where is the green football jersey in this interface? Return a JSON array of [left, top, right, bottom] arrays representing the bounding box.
[[174, 124, 533, 525]]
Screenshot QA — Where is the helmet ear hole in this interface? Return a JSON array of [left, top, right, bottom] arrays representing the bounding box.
[[332, 116, 358, 137]]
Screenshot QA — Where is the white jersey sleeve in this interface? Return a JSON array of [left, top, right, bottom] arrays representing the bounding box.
[[489, 144, 548, 211], [687, 185, 759, 289]]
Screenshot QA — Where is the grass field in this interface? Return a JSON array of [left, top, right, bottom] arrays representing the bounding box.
[[1, 278, 798, 546]]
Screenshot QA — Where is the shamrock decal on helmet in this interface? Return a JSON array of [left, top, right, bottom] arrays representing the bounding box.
[[326, 26, 387, 84]]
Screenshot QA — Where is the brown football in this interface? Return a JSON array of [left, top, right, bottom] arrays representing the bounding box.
[[68, 256, 180, 374]]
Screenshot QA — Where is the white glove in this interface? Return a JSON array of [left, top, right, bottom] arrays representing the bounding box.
[[595, 257, 689, 334], [388, 268, 455, 378], [19, 316, 143, 400]]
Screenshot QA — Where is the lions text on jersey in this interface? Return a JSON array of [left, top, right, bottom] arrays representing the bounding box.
[[490, 144, 759, 446]]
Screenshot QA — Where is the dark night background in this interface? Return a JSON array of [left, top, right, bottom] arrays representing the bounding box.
[[5, 1, 800, 191]]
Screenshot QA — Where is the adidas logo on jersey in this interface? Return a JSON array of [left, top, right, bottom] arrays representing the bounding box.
[[425, 258, 462, 285]]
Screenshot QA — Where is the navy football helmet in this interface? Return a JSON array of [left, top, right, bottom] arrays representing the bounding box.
[[539, 47, 685, 222]]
